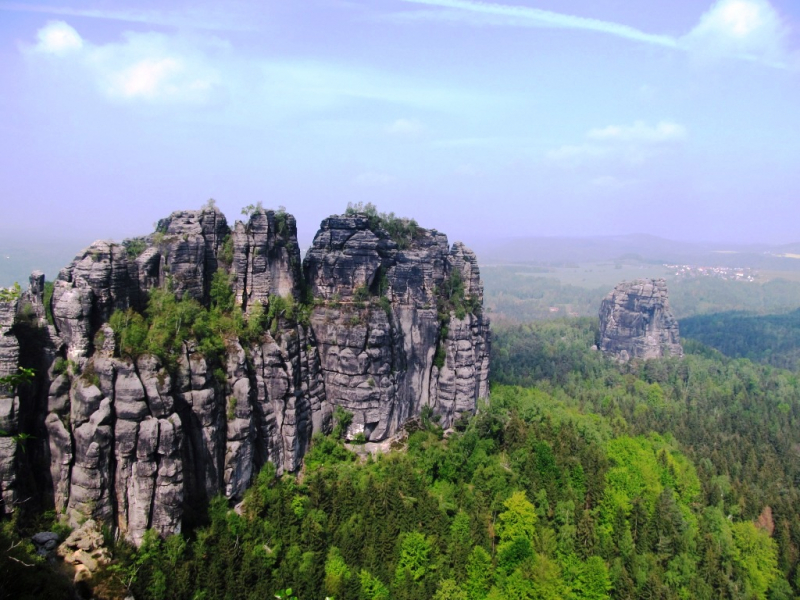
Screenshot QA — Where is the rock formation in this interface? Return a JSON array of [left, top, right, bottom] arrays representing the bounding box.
[[0, 205, 490, 545], [598, 278, 683, 362]]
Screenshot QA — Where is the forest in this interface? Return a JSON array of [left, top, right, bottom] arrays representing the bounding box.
[[4, 314, 800, 599], [680, 309, 800, 371]]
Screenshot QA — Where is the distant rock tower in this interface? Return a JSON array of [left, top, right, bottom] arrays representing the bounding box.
[[598, 278, 683, 362]]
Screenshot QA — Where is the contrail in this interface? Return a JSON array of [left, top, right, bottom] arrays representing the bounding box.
[[0, 2, 255, 31], [400, 0, 679, 48]]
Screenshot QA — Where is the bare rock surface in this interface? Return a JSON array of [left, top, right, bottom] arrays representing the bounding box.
[[0, 206, 490, 545], [598, 278, 683, 362], [57, 519, 112, 582]]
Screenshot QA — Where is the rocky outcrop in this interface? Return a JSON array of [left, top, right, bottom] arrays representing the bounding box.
[[598, 278, 683, 362], [0, 288, 21, 516], [0, 205, 490, 545], [305, 216, 490, 438], [232, 210, 302, 311], [57, 520, 112, 584]]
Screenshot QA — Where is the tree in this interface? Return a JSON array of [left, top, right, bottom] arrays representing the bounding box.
[[497, 492, 538, 543], [464, 546, 493, 600], [324, 547, 352, 598], [434, 579, 468, 600], [574, 556, 612, 600], [731, 521, 779, 600]]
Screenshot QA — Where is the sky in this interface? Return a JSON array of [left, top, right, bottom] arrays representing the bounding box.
[[1, 0, 799, 256]]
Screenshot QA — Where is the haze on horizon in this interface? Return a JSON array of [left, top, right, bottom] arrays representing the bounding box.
[[1, 0, 799, 253]]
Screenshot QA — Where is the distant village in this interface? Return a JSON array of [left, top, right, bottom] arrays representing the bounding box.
[[664, 264, 757, 282]]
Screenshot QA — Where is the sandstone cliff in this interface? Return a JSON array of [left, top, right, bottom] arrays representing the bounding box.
[[0, 206, 490, 545], [598, 278, 683, 362]]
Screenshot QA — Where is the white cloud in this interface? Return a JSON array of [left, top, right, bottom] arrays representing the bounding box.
[[34, 20, 83, 55], [108, 57, 201, 100], [547, 120, 688, 167], [682, 0, 791, 66], [588, 121, 687, 144], [25, 22, 222, 104], [386, 118, 425, 137]]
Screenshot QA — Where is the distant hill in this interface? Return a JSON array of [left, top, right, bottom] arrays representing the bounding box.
[[476, 233, 800, 271], [0, 240, 84, 287]]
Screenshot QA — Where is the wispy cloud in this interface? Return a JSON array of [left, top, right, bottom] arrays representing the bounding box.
[[397, 0, 678, 48], [0, 2, 255, 31], [25, 21, 481, 111], [394, 0, 797, 70], [547, 120, 688, 167]]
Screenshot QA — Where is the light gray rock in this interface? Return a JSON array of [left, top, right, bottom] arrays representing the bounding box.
[[152, 207, 230, 302], [304, 214, 490, 440], [0, 436, 16, 516], [67, 398, 114, 527], [598, 278, 683, 362], [1, 206, 490, 546], [232, 209, 302, 311], [52, 278, 94, 361], [45, 412, 72, 513]]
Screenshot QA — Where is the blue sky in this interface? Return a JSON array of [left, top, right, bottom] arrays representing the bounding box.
[[1, 0, 799, 249]]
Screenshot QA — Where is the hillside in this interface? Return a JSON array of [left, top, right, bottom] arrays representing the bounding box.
[[6, 318, 799, 599], [681, 309, 800, 371]]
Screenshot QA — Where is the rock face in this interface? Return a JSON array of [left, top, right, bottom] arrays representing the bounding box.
[[305, 216, 490, 440], [598, 278, 683, 362], [0, 206, 490, 545]]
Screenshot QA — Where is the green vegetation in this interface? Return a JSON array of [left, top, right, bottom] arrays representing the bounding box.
[[345, 202, 420, 250], [0, 514, 74, 599], [123, 238, 148, 259], [0, 282, 21, 302], [108, 285, 235, 368], [275, 205, 289, 236], [218, 234, 234, 266], [42, 280, 54, 325], [680, 308, 800, 370], [240, 204, 290, 236], [670, 277, 800, 317], [107, 271, 310, 371], [44, 316, 794, 600], [0, 365, 35, 391], [438, 269, 480, 321], [241, 201, 264, 217], [482, 268, 608, 325]]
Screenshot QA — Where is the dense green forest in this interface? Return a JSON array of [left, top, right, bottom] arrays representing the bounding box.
[[6, 317, 800, 599], [681, 309, 800, 371]]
